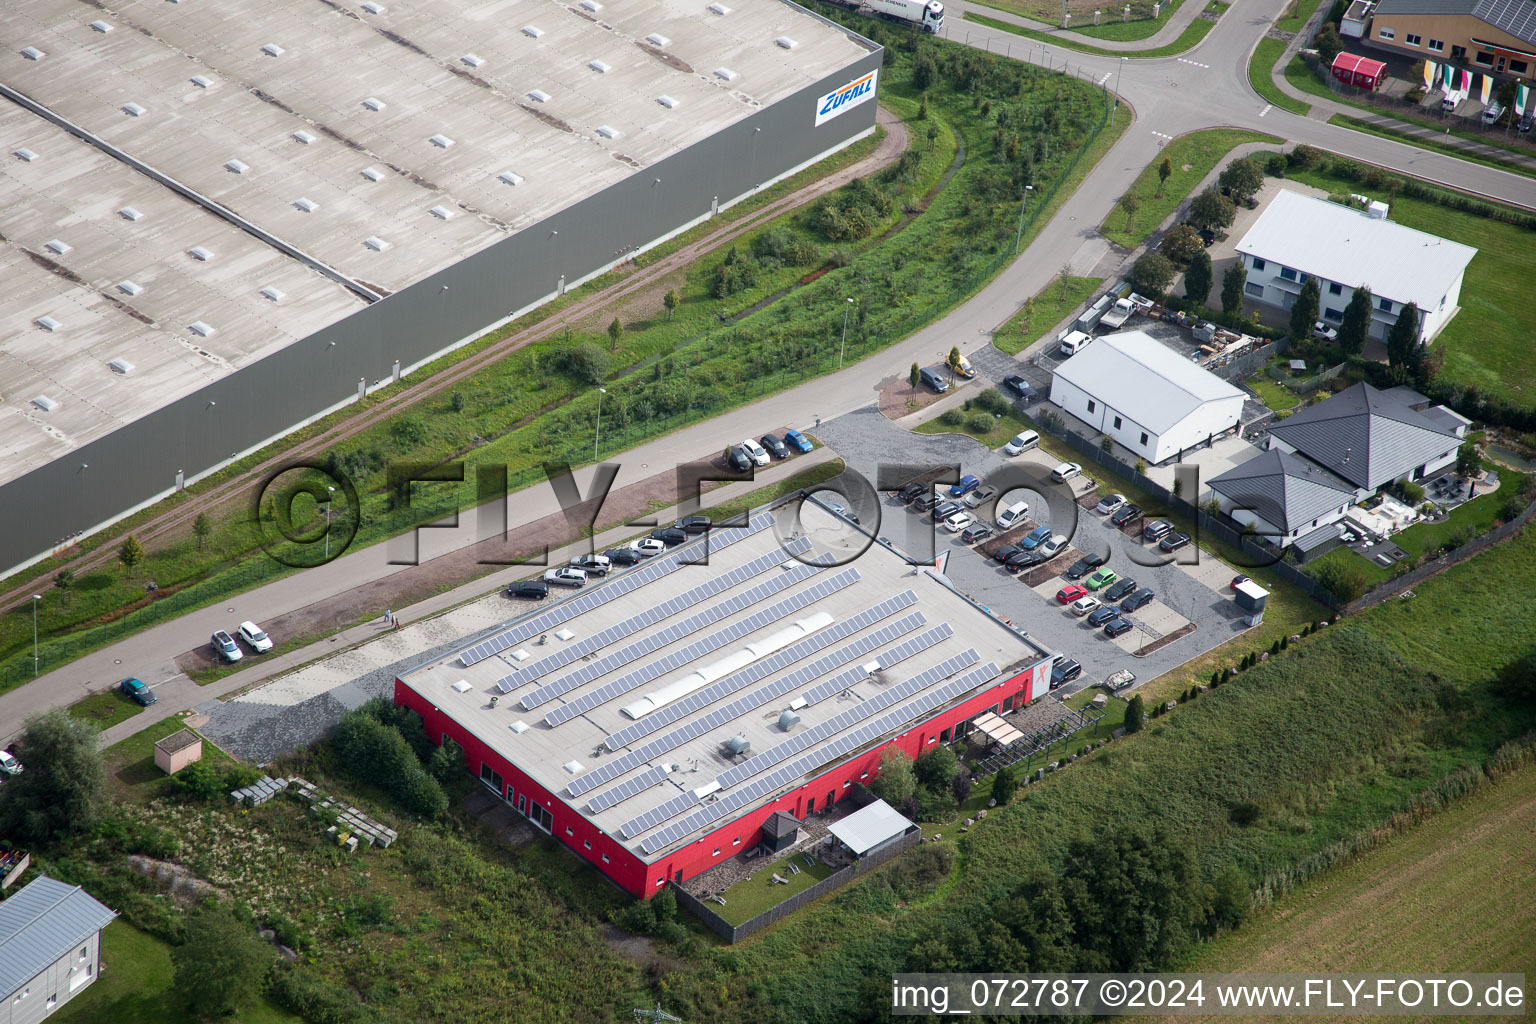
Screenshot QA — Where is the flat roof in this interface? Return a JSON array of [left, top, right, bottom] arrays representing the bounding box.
[[1053, 331, 1245, 434], [400, 498, 1043, 862], [1235, 189, 1478, 311], [0, 0, 867, 487], [827, 798, 913, 855]]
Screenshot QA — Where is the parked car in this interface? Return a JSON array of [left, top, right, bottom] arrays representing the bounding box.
[[1520, 111, 1535, 134], [948, 352, 977, 379], [1087, 605, 1121, 627], [1481, 101, 1506, 126], [725, 445, 753, 473], [237, 620, 274, 653], [673, 515, 712, 534], [1050, 658, 1082, 689], [569, 553, 612, 575], [1110, 503, 1142, 527], [964, 485, 998, 510], [931, 500, 963, 522], [1085, 568, 1119, 590], [942, 511, 976, 533], [949, 474, 981, 498], [1064, 553, 1106, 580], [508, 579, 549, 599], [996, 500, 1030, 530], [1003, 375, 1037, 401], [740, 438, 770, 467], [783, 429, 814, 453], [1095, 493, 1127, 515], [1311, 321, 1338, 342], [1143, 519, 1174, 542], [544, 566, 588, 588], [1003, 430, 1040, 456], [650, 527, 688, 545], [1230, 574, 1251, 589], [761, 434, 790, 459], [897, 481, 928, 504], [0, 750, 22, 775], [211, 629, 243, 663], [1104, 617, 1134, 638], [914, 493, 942, 514], [1037, 534, 1067, 560], [960, 522, 994, 544], [1121, 587, 1156, 612], [120, 676, 157, 706], [1004, 548, 1043, 571], [1070, 595, 1101, 616], [1050, 462, 1082, 483], [1020, 524, 1054, 550], [992, 543, 1022, 563], [919, 367, 949, 393], [604, 546, 641, 566], [821, 499, 860, 524], [629, 537, 666, 557], [1159, 531, 1191, 553], [1103, 577, 1138, 602], [1197, 227, 1218, 247]]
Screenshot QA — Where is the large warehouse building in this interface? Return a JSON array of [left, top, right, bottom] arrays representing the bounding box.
[[394, 497, 1054, 897], [0, 0, 881, 578]]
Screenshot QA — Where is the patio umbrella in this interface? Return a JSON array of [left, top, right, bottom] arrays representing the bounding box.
[[1480, 74, 1492, 106], [1518, 84, 1531, 117], [1423, 60, 1436, 89]]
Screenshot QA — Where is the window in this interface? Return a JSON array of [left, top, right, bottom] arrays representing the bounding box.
[[1113, 415, 1123, 429], [656, 878, 665, 888], [1329, 282, 1343, 295], [564, 825, 574, 837], [1378, 297, 1394, 312], [1450, 44, 1466, 60], [1086, 399, 1096, 414], [1139, 432, 1149, 445], [713, 847, 721, 856], [601, 854, 610, 863], [860, 771, 869, 780], [1245, 281, 1264, 297], [1474, 50, 1493, 65], [583, 840, 591, 849], [1405, 32, 1421, 46], [47, 995, 57, 1010], [1427, 38, 1444, 52], [1378, 27, 1394, 40], [842, 780, 851, 788], [1251, 257, 1266, 271], [80, 948, 88, 960], [1325, 307, 1343, 321], [479, 763, 503, 794], [1279, 266, 1297, 282], [1510, 60, 1529, 74], [733, 836, 742, 845]]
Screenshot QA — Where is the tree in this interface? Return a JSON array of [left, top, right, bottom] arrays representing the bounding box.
[[1058, 265, 1073, 299], [662, 288, 679, 319], [1208, 862, 1251, 932], [1156, 156, 1172, 197], [0, 710, 108, 842], [917, 92, 929, 120], [172, 904, 277, 1018], [427, 736, 465, 784], [952, 769, 973, 804], [914, 745, 960, 794], [192, 513, 212, 550], [1310, 556, 1369, 603], [607, 316, 624, 350], [1018, 297, 1036, 333], [1124, 695, 1144, 733], [1184, 250, 1213, 305], [1386, 302, 1421, 370], [1339, 286, 1373, 356], [909, 362, 921, 389], [926, 124, 939, 151], [1188, 188, 1236, 231], [118, 534, 145, 578], [1217, 157, 1264, 203], [53, 568, 74, 607], [869, 747, 917, 806], [1160, 224, 1205, 266], [1289, 278, 1321, 342], [1130, 251, 1176, 298], [948, 345, 962, 373], [990, 764, 1018, 806], [912, 48, 937, 90], [1221, 262, 1247, 315], [1315, 23, 1345, 66], [1456, 441, 1481, 479], [1118, 193, 1141, 232]]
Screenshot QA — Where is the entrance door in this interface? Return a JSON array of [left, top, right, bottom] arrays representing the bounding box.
[[1496, 56, 1507, 72], [529, 803, 553, 833], [807, 796, 816, 815], [517, 793, 527, 815], [826, 790, 835, 810]]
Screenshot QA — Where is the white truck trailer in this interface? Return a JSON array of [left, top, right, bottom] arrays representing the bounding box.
[[826, 0, 946, 33]]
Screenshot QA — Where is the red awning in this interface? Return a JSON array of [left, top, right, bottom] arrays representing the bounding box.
[[1331, 52, 1387, 78]]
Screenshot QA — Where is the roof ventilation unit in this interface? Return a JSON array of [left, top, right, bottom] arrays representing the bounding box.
[[691, 780, 722, 800], [261, 43, 285, 57], [510, 648, 531, 661], [450, 679, 472, 693], [361, 1, 387, 12], [428, 205, 453, 220], [119, 206, 143, 221], [189, 245, 213, 261], [90, 20, 114, 33], [522, 25, 545, 38], [1367, 200, 1389, 220], [44, 239, 72, 256], [259, 286, 284, 301], [363, 236, 389, 251], [15, 148, 38, 162], [777, 709, 800, 732], [117, 280, 143, 296], [122, 102, 147, 117], [588, 59, 611, 74], [725, 734, 751, 756], [32, 395, 59, 412], [563, 760, 584, 775], [509, 720, 530, 733], [429, 134, 454, 148], [775, 36, 798, 49], [713, 67, 737, 81], [528, 89, 551, 103], [35, 316, 62, 332], [497, 170, 523, 186], [580, 0, 603, 10], [224, 159, 249, 174], [645, 33, 671, 47], [462, 53, 484, 67], [596, 125, 619, 139], [361, 166, 384, 181], [188, 321, 216, 337], [554, 628, 575, 641], [656, 95, 679, 108], [20, 47, 46, 61], [190, 74, 213, 88], [292, 130, 316, 144], [707, 3, 731, 14], [108, 357, 135, 375], [362, 97, 386, 111], [294, 197, 319, 212]]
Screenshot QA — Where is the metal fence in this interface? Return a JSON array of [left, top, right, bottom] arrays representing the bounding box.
[[672, 825, 922, 943]]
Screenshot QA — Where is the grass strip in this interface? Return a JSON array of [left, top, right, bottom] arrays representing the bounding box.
[[1249, 37, 1310, 116], [1328, 113, 1536, 180], [962, 8, 1218, 58], [991, 276, 1103, 355]]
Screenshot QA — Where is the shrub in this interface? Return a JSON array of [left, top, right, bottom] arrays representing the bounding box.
[[939, 409, 963, 427], [885, 843, 954, 900], [389, 415, 428, 447], [172, 904, 277, 1018], [990, 765, 1018, 806], [708, 246, 759, 298], [331, 708, 448, 819], [551, 341, 611, 386], [967, 413, 994, 434], [1265, 153, 1288, 177]]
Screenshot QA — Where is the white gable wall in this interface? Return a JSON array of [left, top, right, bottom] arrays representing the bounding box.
[[1050, 375, 1243, 464], [1238, 254, 1465, 344]]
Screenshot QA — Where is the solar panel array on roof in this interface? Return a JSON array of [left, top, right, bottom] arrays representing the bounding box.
[[514, 547, 826, 706], [541, 569, 860, 728], [585, 763, 673, 815], [460, 514, 774, 667], [639, 664, 999, 854], [620, 789, 701, 838], [799, 627, 953, 706]]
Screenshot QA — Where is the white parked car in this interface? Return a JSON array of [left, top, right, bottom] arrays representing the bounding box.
[[941, 511, 975, 534], [1038, 534, 1068, 559], [628, 537, 667, 558], [0, 750, 23, 775], [1050, 462, 1082, 483], [1095, 493, 1126, 515], [740, 438, 770, 467], [1311, 321, 1338, 342], [543, 566, 588, 588], [237, 620, 274, 653], [1070, 595, 1101, 616]]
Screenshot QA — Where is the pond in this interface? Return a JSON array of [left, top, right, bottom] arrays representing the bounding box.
[[1487, 444, 1536, 473]]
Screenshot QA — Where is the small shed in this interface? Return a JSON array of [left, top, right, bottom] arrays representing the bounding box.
[[154, 728, 203, 775], [1331, 52, 1386, 90], [760, 811, 800, 854], [827, 799, 918, 858]]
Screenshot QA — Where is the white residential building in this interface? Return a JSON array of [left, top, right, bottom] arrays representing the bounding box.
[[1049, 331, 1247, 465], [0, 876, 117, 1024], [1234, 189, 1478, 343]]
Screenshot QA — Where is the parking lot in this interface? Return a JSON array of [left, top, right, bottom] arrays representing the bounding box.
[[815, 408, 1259, 695]]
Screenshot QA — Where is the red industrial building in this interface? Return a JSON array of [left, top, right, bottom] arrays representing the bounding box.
[[395, 497, 1053, 897]]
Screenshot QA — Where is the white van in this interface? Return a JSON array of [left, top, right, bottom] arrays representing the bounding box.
[[1058, 330, 1091, 357], [1003, 430, 1039, 456], [996, 500, 1030, 530]]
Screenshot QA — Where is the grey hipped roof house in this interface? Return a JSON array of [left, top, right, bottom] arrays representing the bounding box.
[[1264, 382, 1462, 490], [1207, 450, 1359, 534]]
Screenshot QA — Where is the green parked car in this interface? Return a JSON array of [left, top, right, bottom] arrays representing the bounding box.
[[1085, 568, 1119, 591]]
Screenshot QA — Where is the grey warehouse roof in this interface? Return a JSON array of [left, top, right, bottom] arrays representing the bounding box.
[[1208, 448, 1358, 533], [1266, 382, 1461, 491], [0, 875, 116, 998], [1052, 331, 1245, 434], [1235, 190, 1478, 311], [827, 797, 914, 855], [1373, 0, 1536, 44]]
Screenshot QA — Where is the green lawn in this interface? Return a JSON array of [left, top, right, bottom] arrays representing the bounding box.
[[715, 853, 838, 925], [54, 920, 300, 1024], [914, 395, 1036, 450], [1285, 164, 1536, 407], [104, 718, 232, 799], [68, 689, 145, 731], [1245, 375, 1301, 411], [1249, 37, 1310, 116], [965, 0, 1193, 41], [1099, 128, 1282, 248], [1392, 476, 1526, 561], [1274, 0, 1325, 33], [1327, 114, 1536, 180], [962, 7, 1219, 58], [992, 276, 1103, 355]]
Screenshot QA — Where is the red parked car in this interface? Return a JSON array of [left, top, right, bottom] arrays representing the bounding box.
[[1056, 584, 1088, 604]]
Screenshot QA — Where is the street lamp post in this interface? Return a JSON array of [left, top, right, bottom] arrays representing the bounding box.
[[1115, 56, 1126, 109], [324, 485, 336, 561], [837, 298, 854, 369], [1013, 184, 1035, 253], [594, 387, 608, 459], [31, 595, 41, 677]]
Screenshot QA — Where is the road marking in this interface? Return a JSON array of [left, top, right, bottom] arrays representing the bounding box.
[[1259, 103, 1273, 117], [1177, 58, 1209, 69], [1097, 71, 1112, 85], [1151, 130, 1174, 141]]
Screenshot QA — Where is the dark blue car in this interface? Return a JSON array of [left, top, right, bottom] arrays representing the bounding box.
[[949, 475, 981, 498], [783, 429, 814, 453], [1020, 524, 1054, 550], [1104, 617, 1134, 638], [1086, 605, 1121, 627]]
